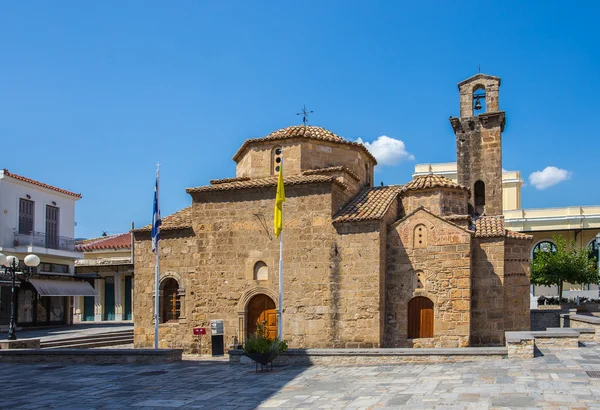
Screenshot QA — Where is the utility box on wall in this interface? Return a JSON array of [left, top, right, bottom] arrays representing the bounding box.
[[210, 319, 224, 356]]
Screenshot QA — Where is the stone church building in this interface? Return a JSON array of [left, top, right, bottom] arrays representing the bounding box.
[[133, 74, 532, 353]]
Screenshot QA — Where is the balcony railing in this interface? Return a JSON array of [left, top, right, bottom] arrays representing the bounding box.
[[12, 230, 76, 252]]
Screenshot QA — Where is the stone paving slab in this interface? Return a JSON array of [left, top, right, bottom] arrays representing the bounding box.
[[1, 343, 600, 409]]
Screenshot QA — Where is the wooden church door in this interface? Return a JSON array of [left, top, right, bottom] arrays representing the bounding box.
[[408, 296, 434, 338], [247, 294, 277, 340]]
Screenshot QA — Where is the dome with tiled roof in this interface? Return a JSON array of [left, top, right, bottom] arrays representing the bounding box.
[[263, 125, 344, 142], [232, 125, 377, 164], [401, 174, 470, 193]]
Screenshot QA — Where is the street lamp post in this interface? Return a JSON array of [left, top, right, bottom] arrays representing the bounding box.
[[0, 253, 40, 340]]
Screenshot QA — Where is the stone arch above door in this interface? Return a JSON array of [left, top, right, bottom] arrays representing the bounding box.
[[237, 287, 278, 314], [237, 287, 279, 344]]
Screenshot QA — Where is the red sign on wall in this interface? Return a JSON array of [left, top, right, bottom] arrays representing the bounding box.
[[193, 327, 206, 336]]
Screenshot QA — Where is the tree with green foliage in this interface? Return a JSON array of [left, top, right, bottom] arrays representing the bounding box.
[[531, 235, 599, 300]]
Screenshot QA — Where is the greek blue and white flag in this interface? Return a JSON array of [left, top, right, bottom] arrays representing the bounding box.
[[151, 172, 161, 252]]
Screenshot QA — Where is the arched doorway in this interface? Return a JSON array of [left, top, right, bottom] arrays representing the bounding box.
[[247, 294, 277, 340], [408, 296, 434, 338]]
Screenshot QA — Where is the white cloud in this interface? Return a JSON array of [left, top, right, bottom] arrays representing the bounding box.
[[528, 166, 573, 190], [356, 135, 415, 166]]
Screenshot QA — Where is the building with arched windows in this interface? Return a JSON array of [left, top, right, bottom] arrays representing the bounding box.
[[132, 73, 532, 353]]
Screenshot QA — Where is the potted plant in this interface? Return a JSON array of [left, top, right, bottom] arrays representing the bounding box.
[[243, 324, 288, 371]]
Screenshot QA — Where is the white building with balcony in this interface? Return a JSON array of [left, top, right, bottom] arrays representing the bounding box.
[[0, 169, 95, 329]]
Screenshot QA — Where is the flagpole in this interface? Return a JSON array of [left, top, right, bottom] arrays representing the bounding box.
[[278, 227, 283, 341], [154, 165, 160, 350], [274, 153, 285, 342]]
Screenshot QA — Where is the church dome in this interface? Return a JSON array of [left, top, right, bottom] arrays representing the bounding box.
[[401, 174, 469, 193], [233, 125, 377, 164], [263, 125, 345, 142]]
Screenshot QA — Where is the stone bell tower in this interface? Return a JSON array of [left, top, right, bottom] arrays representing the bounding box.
[[449, 73, 505, 217]]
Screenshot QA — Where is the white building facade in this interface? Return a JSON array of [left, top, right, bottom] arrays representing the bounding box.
[[0, 169, 94, 329]]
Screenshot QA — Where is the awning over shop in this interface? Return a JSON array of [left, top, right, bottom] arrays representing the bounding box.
[[29, 278, 97, 297]]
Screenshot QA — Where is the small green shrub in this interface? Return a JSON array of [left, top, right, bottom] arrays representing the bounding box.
[[243, 324, 288, 354]]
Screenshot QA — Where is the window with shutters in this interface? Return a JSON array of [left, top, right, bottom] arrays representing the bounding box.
[[45, 205, 59, 249], [161, 278, 180, 323], [19, 199, 34, 234]]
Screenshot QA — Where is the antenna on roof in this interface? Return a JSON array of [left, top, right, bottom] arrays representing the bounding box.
[[296, 105, 313, 126], [478, 64, 481, 74]]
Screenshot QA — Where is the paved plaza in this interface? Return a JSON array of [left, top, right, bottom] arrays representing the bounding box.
[[1, 343, 600, 409]]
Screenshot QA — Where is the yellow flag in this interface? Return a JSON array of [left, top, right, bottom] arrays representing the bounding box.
[[274, 162, 285, 238]]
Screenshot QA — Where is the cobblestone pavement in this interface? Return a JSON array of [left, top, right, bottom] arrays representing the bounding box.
[[1, 342, 600, 409]]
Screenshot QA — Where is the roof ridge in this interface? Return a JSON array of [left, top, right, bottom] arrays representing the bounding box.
[[187, 174, 346, 194], [401, 173, 469, 193], [302, 166, 360, 181], [2, 169, 82, 198], [75, 232, 132, 252]]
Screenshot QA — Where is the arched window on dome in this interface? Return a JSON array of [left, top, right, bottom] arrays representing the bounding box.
[[271, 146, 283, 176]]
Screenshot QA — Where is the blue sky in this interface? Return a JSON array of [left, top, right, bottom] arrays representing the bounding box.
[[1, 1, 598, 239]]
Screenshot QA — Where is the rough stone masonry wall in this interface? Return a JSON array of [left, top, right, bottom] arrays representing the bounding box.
[[459, 77, 500, 118], [333, 220, 385, 348], [440, 190, 469, 216], [385, 209, 472, 348], [503, 238, 532, 332], [454, 116, 504, 216], [135, 182, 385, 353], [235, 139, 374, 195], [133, 230, 199, 352], [401, 189, 469, 218], [300, 140, 373, 189], [471, 237, 505, 346], [235, 141, 302, 179]]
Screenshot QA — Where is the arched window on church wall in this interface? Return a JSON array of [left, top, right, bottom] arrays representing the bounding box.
[[253, 261, 268, 281], [160, 278, 180, 323], [414, 270, 425, 290], [414, 224, 427, 248], [474, 180, 485, 215]]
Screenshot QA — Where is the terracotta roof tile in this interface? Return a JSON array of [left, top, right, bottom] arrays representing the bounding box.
[[232, 125, 377, 164], [209, 176, 251, 185], [302, 166, 360, 181], [186, 174, 346, 194], [473, 215, 533, 240], [135, 206, 193, 232], [401, 174, 469, 193], [75, 233, 131, 252], [474, 215, 505, 237], [333, 186, 402, 223], [506, 230, 534, 240], [2, 169, 82, 198]]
